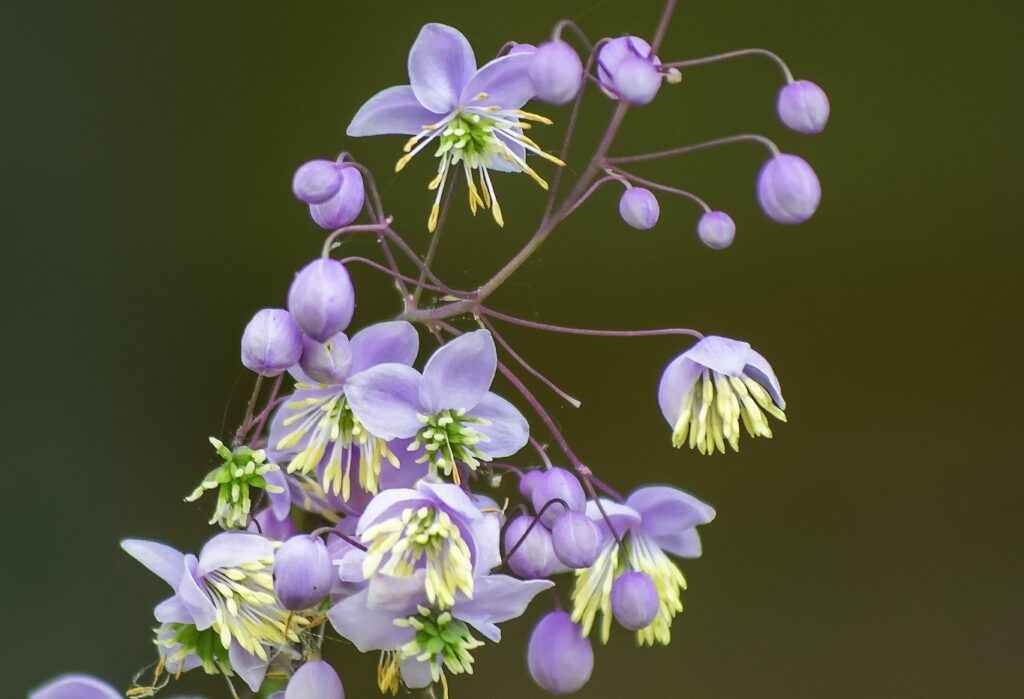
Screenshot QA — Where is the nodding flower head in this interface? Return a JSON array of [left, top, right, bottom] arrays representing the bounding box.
[[658, 335, 786, 454], [597, 36, 664, 105], [346, 23, 563, 231], [571, 487, 714, 645]]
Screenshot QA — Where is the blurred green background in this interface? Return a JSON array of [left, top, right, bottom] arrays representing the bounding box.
[[3, 0, 1022, 696]]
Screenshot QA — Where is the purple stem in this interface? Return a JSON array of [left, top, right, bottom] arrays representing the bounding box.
[[479, 315, 582, 408], [480, 306, 703, 340], [606, 165, 712, 213], [247, 374, 283, 447], [559, 175, 624, 219], [412, 168, 460, 306], [233, 374, 263, 446], [340, 256, 470, 297], [606, 133, 781, 165], [663, 47, 795, 83]]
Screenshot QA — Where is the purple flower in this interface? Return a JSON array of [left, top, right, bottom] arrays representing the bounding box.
[[285, 660, 345, 699], [777, 80, 830, 134], [346, 23, 563, 230], [241, 308, 303, 377], [618, 187, 660, 230], [756, 153, 821, 224], [503, 514, 560, 579], [273, 534, 336, 611], [29, 675, 120, 699], [346, 329, 529, 483], [528, 40, 583, 105], [696, 211, 737, 250], [269, 321, 420, 500], [287, 258, 355, 343], [610, 571, 659, 630], [658, 335, 786, 454], [527, 611, 593, 694], [121, 532, 303, 689], [530, 467, 586, 528], [597, 36, 664, 105], [571, 486, 715, 645], [308, 166, 365, 230], [328, 568, 552, 688], [550, 511, 601, 569], [357, 480, 502, 609], [292, 159, 344, 204]]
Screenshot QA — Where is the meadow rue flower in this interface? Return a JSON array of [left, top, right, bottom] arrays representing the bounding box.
[[610, 571, 659, 630], [270, 321, 419, 500], [756, 153, 821, 224], [530, 467, 586, 528], [658, 335, 786, 454], [121, 533, 306, 672], [292, 159, 344, 204], [30, 674, 121, 699], [527, 611, 594, 695], [329, 569, 552, 688], [597, 36, 663, 105], [309, 165, 366, 230], [777, 80, 830, 134], [273, 534, 335, 611], [571, 486, 714, 645], [619, 187, 660, 229], [248, 506, 298, 541], [298, 332, 352, 385], [346, 23, 564, 231], [503, 515, 560, 579], [346, 329, 529, 483], [357, 481, 499, 609], [185, 438, 284, 530], [551, 512, 601, 569], [285, 660, 345, 699], [696, 211, 736, 250], [528, 40, 584, 105], [241, 309, 303, 377], [287, 258, 355, 343]]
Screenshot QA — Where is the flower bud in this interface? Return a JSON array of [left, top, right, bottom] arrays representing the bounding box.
[[529, 40, 583, 105], [309, 166, 365, 230], [528, 611, 593, 695], [777, 80, 830, 135], [504, 515, 559, 579], [292, 159, 343, 204], [531, 467, 586, 528], [550, 512, 601, 569], [756, 154, 821, 224], [273, 535, 336, 611], [30, 674, 120, 699], [285, 659, 345, 699], [597, 36, 662, 104], [619, 187, 660, 230], [299, 332, 353, 385], [614, 55, 662, 105], [611, 571, 659, 630], [696, 211, 736, 249], [241, 308, 303, 376], [287, 258, 356, 342], [519, 469, 543, 499], [249, 507, 298, 541]]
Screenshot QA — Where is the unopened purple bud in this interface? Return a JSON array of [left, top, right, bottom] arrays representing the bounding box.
[[249, 507, 299, 541], [509, 42, 537, 55], [287, 258, 355, 342], [614, 55, 662, 105], [241, 308, 303, 377], [309, 166, 364, 230], [528, 611, 593, 695], [696, 211, 736, 250], [30, 675, 121, 699], [531, 467, 586, 528], [529, 40, 583, 105], [504, 515, 559, 579], [756, 154, 821, 224], [285, 659, 344, 699], [273, 535, 336, 611], [519, 469, 543, 499], [619, 187, 660, 230], [299, 332, 353, 385], [292, 160, 343, 204], [551, 512, 601, 569], [777, 80, 830, 135], [611, 571, 659, 630]]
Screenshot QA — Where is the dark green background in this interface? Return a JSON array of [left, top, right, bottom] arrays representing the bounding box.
[[4, 0, 1022, 696]]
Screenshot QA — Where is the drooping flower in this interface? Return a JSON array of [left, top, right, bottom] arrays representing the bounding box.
[[286, 258, 356, 343], [777, 80, 830, 134], [696, 211, 737, 250], [269, 321, 420, 500], [756, 153, 821, 224], [328, 568, 552, 689], [346, 23, 563, 231], [619, 187, 660, 229], [550, 511, 601, 569], [529, 467, 586, 528], [571, 486, 715, 645], [503, 514, 560, 579], [185, 438, 284, 530], [273, 534, 336, 611], [357, 481, 501, 609], [528, 40, 584, 105], [121, 532, 305, 686], [610, 571, 659, 630], [241, 309, 303, 377], [597, 36, 664, 105], [527, 611, 594, 695], [658, 335, 786, 454], [345, 329, 529, 483]]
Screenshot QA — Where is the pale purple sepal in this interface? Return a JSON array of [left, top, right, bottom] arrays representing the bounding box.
[[285, 660, 344, 699], [29, 674, 121, 699]]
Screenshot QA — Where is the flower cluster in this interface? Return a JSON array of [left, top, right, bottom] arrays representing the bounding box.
[[35, 6, 828, 698]]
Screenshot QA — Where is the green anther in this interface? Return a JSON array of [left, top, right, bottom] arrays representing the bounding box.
[[396, 608, 484, 683], [185, 437, 283, 530], [408, 409, 491, 482]]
